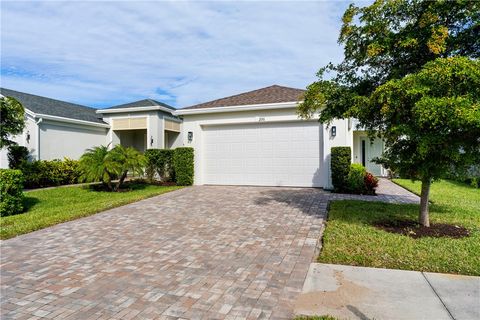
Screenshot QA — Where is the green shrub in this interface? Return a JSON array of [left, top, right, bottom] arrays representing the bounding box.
[[0, 169, 24, 216], [331, 146, 351, 192], [7, 145, 29, 169], [344, 163, 379, 195], [173, 147, 194, 186], [20, 158, 80, 188], [145, 149, 175, 182], [347, 163, 367, 193]]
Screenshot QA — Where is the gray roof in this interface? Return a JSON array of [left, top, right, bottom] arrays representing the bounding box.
[[0, 88, 105, 124], [183, 85, 306, 110], [104, 99, 176, 110]]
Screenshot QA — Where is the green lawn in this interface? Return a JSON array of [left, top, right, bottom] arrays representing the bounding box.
[[318, 179, 480, 276], [0, 183, 183, 239]]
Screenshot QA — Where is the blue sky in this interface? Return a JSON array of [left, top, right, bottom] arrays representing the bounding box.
[[1, 1, 354, 109]]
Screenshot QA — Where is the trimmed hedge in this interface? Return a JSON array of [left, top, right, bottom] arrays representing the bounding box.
[[20, 158, 80, 188], [145, 149, 175, 182], [0, 169, 24, 216], [331, 146, 351, 192], [173, 147, 194, 186]]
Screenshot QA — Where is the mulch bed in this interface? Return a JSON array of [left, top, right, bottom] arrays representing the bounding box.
[[374, 219, 470, 239]]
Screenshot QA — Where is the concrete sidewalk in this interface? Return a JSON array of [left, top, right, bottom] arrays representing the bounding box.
[[294, 263, 480, 320]]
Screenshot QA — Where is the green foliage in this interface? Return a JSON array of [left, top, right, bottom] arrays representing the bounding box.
[[446, 164, 480, 188], [0, 169, 24, 216], [347, 163, 367, 193], [79, 145, 118, 190], [0, 183, 182, 239], [368, 57, 480, 182], [299, 0, 479, 120], [173, 147, 194, 186], [7, 145, 29, 169], [299, 0, 480, 227], [79, 145, 145, 191], [330, 147, 351, 192], [319, 180, 480, 276], [20, 158, 81, 188], [145, 149, 175, 182], [0, 96, 25, 148], [109, 145, 146, 191]]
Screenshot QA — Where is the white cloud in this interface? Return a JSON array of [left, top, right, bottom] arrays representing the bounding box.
[[0, 0, 349, 108]]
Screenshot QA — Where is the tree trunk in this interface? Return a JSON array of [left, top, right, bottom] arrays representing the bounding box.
[[419, 178, 431, 227], [106, 180, 113, 192], [115, 170, 128, 191]]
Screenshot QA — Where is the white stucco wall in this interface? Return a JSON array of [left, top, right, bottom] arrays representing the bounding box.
[[39, 120, 107, 160], [353, 131, 386, 176], [321, 118, 354, 189], [0, 115, 39, 168]]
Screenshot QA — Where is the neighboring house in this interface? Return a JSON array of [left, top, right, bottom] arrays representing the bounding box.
[[0, 88, 109, 168], [0, 85, 384, 189]]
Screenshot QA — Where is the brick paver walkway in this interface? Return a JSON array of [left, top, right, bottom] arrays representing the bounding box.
[[1, 181, 418, 320]]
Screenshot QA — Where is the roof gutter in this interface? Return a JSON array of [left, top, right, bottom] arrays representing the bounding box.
[[96, 105, 176, 114], [29, 111, 110, 128], [174, 101, 301, 116]]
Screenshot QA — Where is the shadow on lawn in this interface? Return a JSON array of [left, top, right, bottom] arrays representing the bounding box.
[[23, 196, 40, 212], [84, 181, 151, 193]]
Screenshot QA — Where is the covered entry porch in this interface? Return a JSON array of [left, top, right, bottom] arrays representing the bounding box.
[[110, 116, 182, 152], [352, 131, 386, 176]]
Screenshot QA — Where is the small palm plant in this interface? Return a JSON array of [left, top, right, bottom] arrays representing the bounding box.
[[79, 145, 145, 191], [79, 145, 118, 191], [109, 145, 146, 191]]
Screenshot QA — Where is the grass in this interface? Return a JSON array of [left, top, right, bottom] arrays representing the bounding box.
[[0, 182, 183, 239], [318, 179, 480, 276]]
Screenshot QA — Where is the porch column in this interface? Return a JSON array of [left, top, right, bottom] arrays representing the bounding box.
[[147, 114, 164, 149]]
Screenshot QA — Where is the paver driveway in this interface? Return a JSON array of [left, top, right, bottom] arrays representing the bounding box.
[[1, 186, 328, 319]]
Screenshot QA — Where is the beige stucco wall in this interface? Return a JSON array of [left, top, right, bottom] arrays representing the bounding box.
[[103, 111, 165, 149]]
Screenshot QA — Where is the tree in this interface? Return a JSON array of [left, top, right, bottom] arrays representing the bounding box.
[[298, 0, 479, 121], [298, 0, 480, 227], [109, 145, 146, 191], [79, 145, 119, 191], [7, 145, 30, 169], [367, 57, 480, 226], [0, 96, 25, 148], [78, 145, 145, 191]]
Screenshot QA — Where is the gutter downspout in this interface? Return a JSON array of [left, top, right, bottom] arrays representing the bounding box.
[[35, 118, 43, 160]]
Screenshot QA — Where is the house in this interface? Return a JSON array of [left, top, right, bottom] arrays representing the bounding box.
[[175, 85, 384, 189], [0, 88, 109, 167], [0, 85, 385, 189]]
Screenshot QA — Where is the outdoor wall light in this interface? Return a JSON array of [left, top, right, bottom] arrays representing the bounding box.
[[188, 131, 193, 143], [331, 126, 337, 137], [150, 136, 154, 146], [26, 131, 30, 144]]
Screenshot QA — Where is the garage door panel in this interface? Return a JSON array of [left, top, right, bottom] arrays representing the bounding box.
[[203, 122, 323, 187]]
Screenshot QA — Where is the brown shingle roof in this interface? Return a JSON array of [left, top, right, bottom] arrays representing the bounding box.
[[183, 85, 305, 110]]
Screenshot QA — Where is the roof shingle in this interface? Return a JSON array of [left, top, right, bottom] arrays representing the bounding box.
[[104, 99, 175, 110], [182, 85, 305, 110], [0, 88, 105, 124]]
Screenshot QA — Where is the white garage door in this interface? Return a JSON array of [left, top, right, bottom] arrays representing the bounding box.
[[203, 121, 323, 187]]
